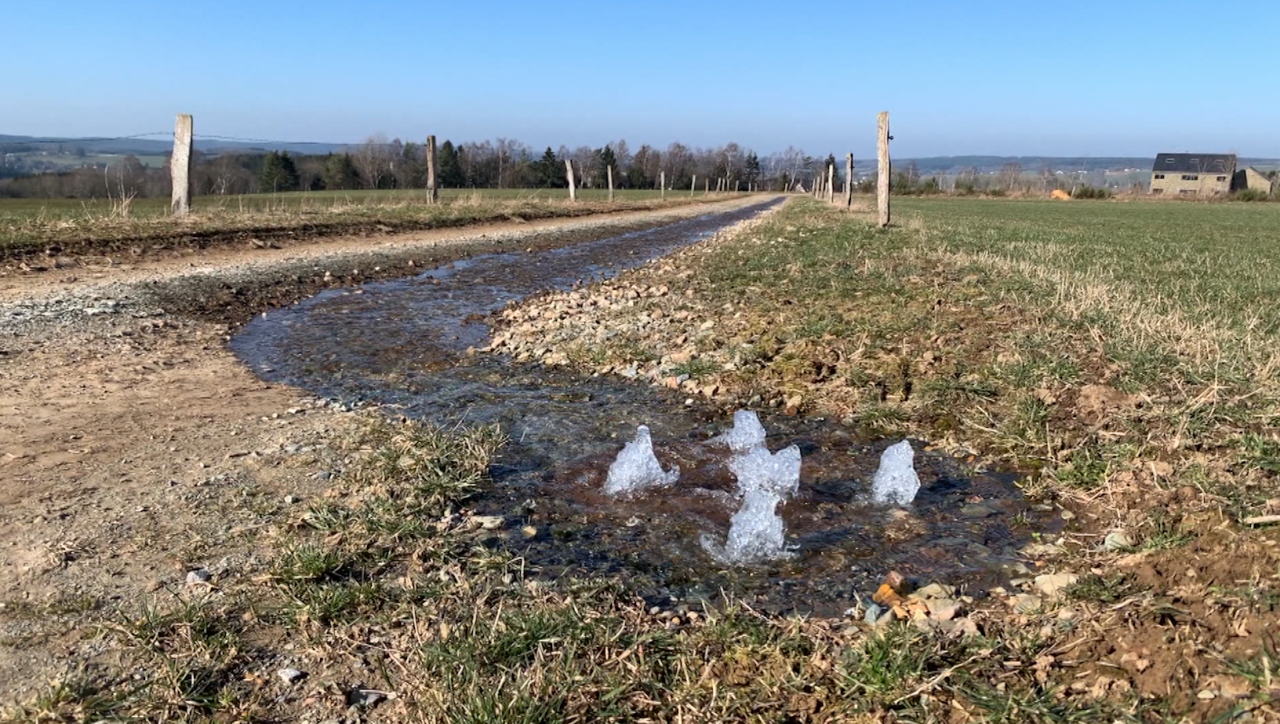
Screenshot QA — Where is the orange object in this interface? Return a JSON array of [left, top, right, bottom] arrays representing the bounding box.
[[1050, 189, 1071, 200], [872, 583, 903, 607]]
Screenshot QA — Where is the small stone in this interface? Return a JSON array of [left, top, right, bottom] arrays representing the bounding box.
[[278, 667, 306, 684], [925, 599, 961, 622], [1197, 689, 1217, 700], [960, 503, 999, 519], [915, 583, 955, 600], [284, 494, 300, 505], [185, 569, 212, 587], [1034, 572, 1078, 599], [1103, 531, 1133, 551], [467, 515, 504, 530], [1012, 593, 1043, 613], [521, 525, 539, 540], [863, 603, 883, 623]]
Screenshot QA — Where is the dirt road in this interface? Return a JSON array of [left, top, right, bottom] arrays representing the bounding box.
[[0, 197, 768, 700]]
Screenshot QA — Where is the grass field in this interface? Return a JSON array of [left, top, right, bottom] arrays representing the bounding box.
[[0, 188, 726, 259]]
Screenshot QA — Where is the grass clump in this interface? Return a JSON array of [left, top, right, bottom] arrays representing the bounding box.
[[340, 414, 505, 519]]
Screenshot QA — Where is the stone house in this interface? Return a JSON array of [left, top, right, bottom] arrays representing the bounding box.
[[1233, 166, 1274, 195], [1150, 153, 1236, 196]]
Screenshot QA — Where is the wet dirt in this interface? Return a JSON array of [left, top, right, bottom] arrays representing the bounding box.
[[231, 199, 1054, 616]]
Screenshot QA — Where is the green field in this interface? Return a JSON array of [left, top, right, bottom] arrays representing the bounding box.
[[0, 188, 726, 257], [0, 187, 671, 220]]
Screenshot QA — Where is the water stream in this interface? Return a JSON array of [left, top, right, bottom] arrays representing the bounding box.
[[231, 199, 1054, 616]]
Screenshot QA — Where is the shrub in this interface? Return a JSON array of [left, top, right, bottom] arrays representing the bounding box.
[[1235, 189, 1271, 202], [1071, 185, 1113, 200]]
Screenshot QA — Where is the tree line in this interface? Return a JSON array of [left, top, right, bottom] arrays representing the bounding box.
[[0, 135, 831, 199]]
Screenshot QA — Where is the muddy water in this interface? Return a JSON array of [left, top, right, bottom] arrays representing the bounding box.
[[232, 199, 1051, 616]]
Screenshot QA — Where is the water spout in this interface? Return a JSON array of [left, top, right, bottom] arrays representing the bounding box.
[[701, 411, 799, 564], [603, 425, 679, 496], [711, 409, 768, 453], [871, 440, 920, 506]]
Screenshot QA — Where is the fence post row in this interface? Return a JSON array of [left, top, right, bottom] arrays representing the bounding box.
[[426, 135, 438, 204], [877, 111, 891, 227], [565, 160, 577, 201], [170, 114, 193, 217]]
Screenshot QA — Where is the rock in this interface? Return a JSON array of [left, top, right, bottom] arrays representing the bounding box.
[[521, 525, 539, 540], [185, 569, 212, 587], [467, 515, 504, 530], [915, 583, 955, 599], [284, 494, 300, 505], [863, 603, 883, 623], [924, 598, 961, 622], [1012, 593, 1043, 613], [1102, 530, 1133, 551], [1033, 572, 1078, 599], [277, 667, 306, 684], [960, 503, 998, 519]]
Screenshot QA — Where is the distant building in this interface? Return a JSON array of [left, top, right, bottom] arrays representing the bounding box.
[[1233, 166, 1274, 195], [1150, 153, 1236, 196]]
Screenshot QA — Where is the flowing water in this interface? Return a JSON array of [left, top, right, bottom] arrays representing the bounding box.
[[232, 199, 1056, 616]]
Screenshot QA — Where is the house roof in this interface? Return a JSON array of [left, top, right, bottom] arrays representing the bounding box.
[[1153, 153, 1237, 174]]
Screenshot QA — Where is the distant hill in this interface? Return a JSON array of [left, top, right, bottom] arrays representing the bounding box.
[[3, 134, 1277, 174], [0, 133, 349, 156], [899, 155, 1279, 174]]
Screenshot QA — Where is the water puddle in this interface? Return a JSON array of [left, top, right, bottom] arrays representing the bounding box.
[[232, 199, 1054, 616]]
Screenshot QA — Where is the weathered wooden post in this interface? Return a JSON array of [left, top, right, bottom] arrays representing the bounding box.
[[607, 164, 614, 202], [877, 111, 891, 227], [845, 153, 854, 207], [735, 180, 740, 192], [704, 178, 709, 194], [565, 159, 577, 201], [426, 134, 438, 204], [827, 163, 835, 203], [660, 171, 666, 199], [691, 175, 696, 197], [170, 114, 193, 217]]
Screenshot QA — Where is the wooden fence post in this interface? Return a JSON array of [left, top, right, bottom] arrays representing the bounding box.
[[704, 178, 709, 194], [170, 114, 193, 216], [877, 111, 891, 227], [691, 175, 696, 197], [735, 180, 740, 192], [426, 135, 438, 204], [827, 163, 835, 203], [607, 164, 614, 202], [845, 153, 854, 207], [565, 160, 577, 201], [661, 171, 666, 199]]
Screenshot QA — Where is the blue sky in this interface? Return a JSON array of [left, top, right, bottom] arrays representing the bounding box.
[[5, 0, 1278, 157]]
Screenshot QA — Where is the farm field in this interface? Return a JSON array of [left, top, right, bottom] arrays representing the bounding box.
[[0, 188, 713, 260], [4, 194, 1280, 721]]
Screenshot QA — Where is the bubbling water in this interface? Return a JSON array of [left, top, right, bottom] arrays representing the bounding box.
[[700, 412, 801, 565], [871, 440, 921, 506], [711, 410, 768, 453], [602, 425, 680, 496]]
